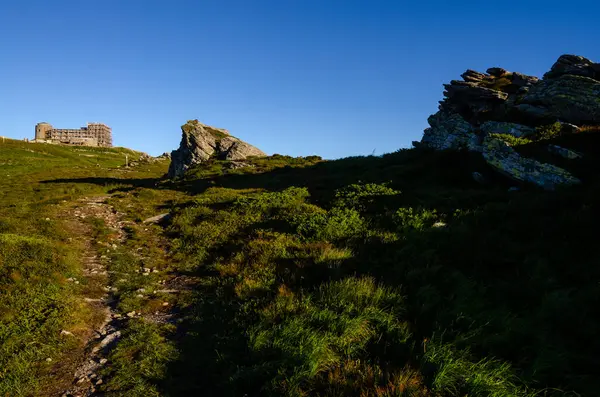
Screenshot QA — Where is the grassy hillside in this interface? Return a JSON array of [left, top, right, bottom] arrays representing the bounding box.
[[0, 139, 169, 395], [152, 145, 599, 396], [1, 134, 599, 396]]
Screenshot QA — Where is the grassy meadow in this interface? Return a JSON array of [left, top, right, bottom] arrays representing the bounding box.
[[1, 132, 600, 396], [0, 138, 169, 395]]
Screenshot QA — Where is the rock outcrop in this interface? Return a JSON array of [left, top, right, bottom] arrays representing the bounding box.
[[168, 120, 266, 178], [482, 137, 581, 190], [420, 54, 600, 189]]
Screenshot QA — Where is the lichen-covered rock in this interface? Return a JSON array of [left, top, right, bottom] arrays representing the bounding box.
[[218, 136, 267, 161], [168, 120, 266, 178], [421, 111, 480, 151], [419, 54, 599, 188], [548, 144, 583, 160], [543, 54, 600, 80], [482, 138, 581, 190], [479, 121, 536, 138], [520, 74, 600, 125]]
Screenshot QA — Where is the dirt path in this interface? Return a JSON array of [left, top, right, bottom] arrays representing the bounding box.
[[47, 191, 195, 396], [57, 196, 129, 397]]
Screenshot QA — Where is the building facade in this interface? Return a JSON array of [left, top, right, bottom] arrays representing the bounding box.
[[34, 122, 113, 147]]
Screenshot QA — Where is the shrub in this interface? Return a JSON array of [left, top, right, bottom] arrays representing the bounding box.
[[293, 207, 366, 242], [535, 122, 563, 141], [488, 133, 532, 146], [394, 207, 441, 231], [234, 187, 310, 214], [333, 183, 400, 211]]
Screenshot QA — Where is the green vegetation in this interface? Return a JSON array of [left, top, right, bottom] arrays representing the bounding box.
[[2, 133, 600, 396], [107, 140, 599, 396], [490, 122, 583, 147], [0, 139, 169, 396], [488, 133, 533, 146], [535, 122, 563, 141]]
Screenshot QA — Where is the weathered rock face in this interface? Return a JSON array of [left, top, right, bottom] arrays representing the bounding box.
[[520, 74, 600, 125], [419, 54, 600, 189], [168, 120, 266, 178], [482, 137, 581, 189], [421, 111, 478, 150], [548, 144, 583, 160]]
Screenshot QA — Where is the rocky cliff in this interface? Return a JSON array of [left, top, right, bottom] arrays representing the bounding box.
[[168, 120, 266, 178], [419, 54, 600, 189]]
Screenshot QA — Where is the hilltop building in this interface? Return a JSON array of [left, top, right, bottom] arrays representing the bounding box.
[[34, 122, 113, 147]]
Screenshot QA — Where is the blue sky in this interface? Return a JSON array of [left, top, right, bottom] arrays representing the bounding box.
[[1, 0, 599, 157]]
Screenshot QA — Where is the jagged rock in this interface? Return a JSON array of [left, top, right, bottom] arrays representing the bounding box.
[[548, 145, 583, 160], [462, 69, 488, 83], [479, 121, 536, 138], [442, 84, 508, 116], [511, 72, 539, 87], [142, 213, 171, 224], [558, 123, 581, 134], [487, 67, 509, 77], [168, 120, 266, 178], [543, 54, 600, 80], [520, 74, 600, 125], [482, 138, 580, 190], [419, 54, 600, 189], [421, 111, 480, 151], [218, 136, 266, 161], [513, 104, 554, 124]]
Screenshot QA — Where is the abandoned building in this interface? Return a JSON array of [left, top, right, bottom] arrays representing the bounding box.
[[34, 122, 113, 147]]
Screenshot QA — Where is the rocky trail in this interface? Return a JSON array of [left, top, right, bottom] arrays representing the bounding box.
[[58, 196, 128, 397], [52, 193, 194, 397]]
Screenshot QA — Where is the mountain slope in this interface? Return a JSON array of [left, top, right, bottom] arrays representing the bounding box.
[[151, 142, 600, 396], [0, 139, 170, 396], [2, 129, 600, 396]]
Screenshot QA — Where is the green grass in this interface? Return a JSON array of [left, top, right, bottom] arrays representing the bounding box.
[[101, 320, 178, 397], [0, 138, 170, 396], [2, 134, 600, 396], [157, 145, 598, 396], [488, 133, 533, 146]]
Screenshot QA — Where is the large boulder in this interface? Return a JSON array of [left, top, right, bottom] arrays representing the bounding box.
[[419, 54, 600, 189], [520, 74, 600, 125], [168, 120, 266, 178], [482, 137, 580, 190], [543, 54, 600, 80], [421, 111, 479, 151]]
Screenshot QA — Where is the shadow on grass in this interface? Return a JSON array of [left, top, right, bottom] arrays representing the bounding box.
[[41, 149, 511, 206], [39, 147, 600, 395], [159, 188, 600, 396], [41, 177, 163, 191]]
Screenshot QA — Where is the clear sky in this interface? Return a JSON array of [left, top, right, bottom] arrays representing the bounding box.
[[1, 0, 599, 157]]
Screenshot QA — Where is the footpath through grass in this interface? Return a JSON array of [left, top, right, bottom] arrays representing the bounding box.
[[0, 139, 169, 396]]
